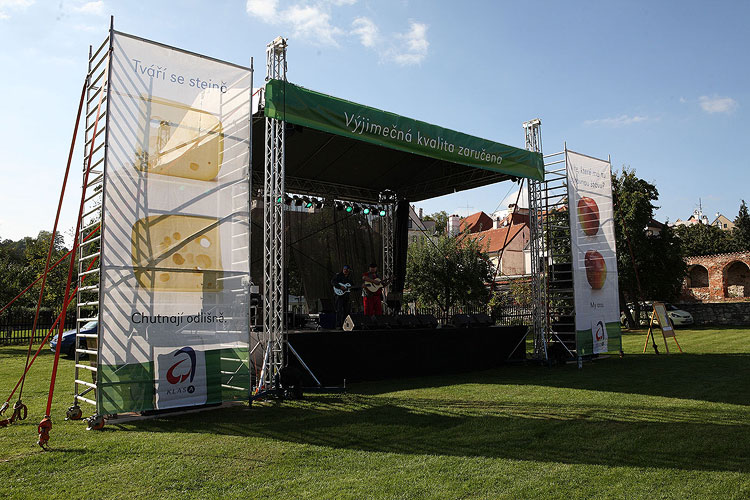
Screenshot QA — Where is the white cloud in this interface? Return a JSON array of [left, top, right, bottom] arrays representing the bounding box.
[[246, 0, 342, 46], [352, 17, 378, 47], [246, 0, 278, 24], [73, 1, 105, 15], [0, 0, 34, 19], [387, 21, 429, 65], [246, 1, 429, 64], [284, 4, 342, 46], [699, 95, 738, 114], [584, 114, 649, 127]]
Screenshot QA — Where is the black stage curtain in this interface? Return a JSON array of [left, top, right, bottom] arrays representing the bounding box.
[[393, 199, 410, 294]]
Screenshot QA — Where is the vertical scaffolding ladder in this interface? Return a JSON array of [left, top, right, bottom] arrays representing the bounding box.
[[73, 36, 110, 412]]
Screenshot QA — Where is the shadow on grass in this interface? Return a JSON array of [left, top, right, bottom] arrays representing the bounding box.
[[350, 353, 750, 407], [119, 392, 749, 474]]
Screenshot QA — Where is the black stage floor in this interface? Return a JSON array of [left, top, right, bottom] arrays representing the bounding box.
[[285, 325, 528, 386]]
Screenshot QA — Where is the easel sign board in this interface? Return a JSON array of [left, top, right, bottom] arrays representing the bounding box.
[[653, 302, 675, 337], [643, 302, 683, 354]]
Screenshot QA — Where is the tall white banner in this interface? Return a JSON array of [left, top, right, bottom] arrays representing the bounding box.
[[566, 150, 622, 355], [98, 32, 252, 413]]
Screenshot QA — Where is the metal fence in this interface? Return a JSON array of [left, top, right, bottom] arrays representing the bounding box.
[[0, 309, 77, 346], [404, 303, 533, 327]]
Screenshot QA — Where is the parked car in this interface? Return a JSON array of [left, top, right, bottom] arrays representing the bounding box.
[[49, 321, 96, 357], [620, 302, 693, 328]]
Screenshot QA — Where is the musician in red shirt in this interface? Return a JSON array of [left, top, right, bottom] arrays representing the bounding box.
[[361, 262, 384, 316]]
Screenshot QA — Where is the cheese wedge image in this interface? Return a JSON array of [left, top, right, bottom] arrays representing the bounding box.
[[131, 215, 224, 292], [134, 96, 223, 181]]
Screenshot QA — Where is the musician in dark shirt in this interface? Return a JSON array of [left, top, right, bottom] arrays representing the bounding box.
[[331, 265, 353, 328]]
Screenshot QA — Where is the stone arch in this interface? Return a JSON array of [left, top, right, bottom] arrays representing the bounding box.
[[687, 264, 709, 288], [724, 260, 750, 298]]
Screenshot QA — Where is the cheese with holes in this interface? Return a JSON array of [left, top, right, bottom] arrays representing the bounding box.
[[131, 215, 224, 292], [134, 96, 223, 181]]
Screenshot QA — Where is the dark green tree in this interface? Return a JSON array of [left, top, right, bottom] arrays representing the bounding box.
[[405, 234, 492, 317], [674, 223, 737, 256], [423, 211, 449, 236], [613, 168, 686, 327], [733, 200, 750, 251]]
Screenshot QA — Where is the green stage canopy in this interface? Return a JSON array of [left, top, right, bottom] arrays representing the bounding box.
[[252, 79, 543, 203]]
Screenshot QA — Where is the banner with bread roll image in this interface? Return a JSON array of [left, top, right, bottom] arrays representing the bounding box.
[[134, 96, 224, 182], [565, 150, 622, 356], [96, 32, 253, 414]]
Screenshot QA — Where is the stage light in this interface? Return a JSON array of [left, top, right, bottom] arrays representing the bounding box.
[[314, 200, 324, 209], [353, 205, 361, 214], [379, 208, 387, 217], [335, 202, 344, 211], [345, 205, 353, 213], [276, 195, 283, 203], [363, 207, 371, 215], [303, 197, 313, 208], [294, 196, 303, 206], [284, 195, 293, 205]]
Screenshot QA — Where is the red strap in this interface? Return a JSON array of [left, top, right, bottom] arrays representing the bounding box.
[[46, 76, 107, 418]]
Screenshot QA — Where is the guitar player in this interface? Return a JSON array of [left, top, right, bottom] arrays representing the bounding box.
[[362, 262, 384, 316], [331, 264, 353, 328]]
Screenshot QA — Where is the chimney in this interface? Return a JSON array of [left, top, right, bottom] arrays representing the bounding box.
[[493, 217, 502, 229], [448, 214, 460, 236], [418, 207, 423, 219]]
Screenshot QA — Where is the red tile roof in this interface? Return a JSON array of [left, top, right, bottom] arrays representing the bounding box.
[[465, 224, 526, 253], [459, 211, 493, 234]]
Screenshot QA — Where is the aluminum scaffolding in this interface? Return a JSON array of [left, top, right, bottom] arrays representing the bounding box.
[[72, 32, 111, 425], [259, 37, 288, 393], [526, 119, 577, 361]]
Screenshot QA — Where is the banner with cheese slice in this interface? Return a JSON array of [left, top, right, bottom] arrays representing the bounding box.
[[97, 32, 253, 414], [134, 96, 224, 181]]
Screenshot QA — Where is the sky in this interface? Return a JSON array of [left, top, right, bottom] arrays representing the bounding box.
[[0, 0, 748, 242]]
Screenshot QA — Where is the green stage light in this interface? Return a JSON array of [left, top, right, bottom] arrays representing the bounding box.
[[276, 196, 283, 203], [379, 209, 387, 217], [363, 207, 371, 215], [305, 201, 313, 208], [345, 205, 353, 213]]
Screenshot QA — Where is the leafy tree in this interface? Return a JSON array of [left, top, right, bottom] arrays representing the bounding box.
[[612, 168, 686, 327], [423, 211, 449, 236], [405, 234, 491, 317], [674, 223, 737, 256], [0, 231, 74, 314], [733, 200, 750, 251]]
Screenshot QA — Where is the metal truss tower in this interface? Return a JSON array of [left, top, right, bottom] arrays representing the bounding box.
[[524, 119, 549, 360], [260, 37, 288, 391], [380, 190, 396, 301]]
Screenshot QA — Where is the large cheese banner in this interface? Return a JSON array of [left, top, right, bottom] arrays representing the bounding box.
[[98, 32, 252, 413], [565, 150, 622, 356]]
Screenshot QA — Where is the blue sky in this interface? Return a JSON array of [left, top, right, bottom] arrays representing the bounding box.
[[0, 0, 747, 241]]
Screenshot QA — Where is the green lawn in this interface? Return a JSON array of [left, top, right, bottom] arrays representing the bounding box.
[[0, 328, 748, 499]]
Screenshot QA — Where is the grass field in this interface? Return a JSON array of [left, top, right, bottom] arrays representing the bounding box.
[[0, 328, 748, 499]]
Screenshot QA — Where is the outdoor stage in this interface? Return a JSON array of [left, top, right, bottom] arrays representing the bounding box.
[[285, 325, 528, 386]]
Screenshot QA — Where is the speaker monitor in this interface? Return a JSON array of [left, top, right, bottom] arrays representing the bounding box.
[[343, 313, 375, 331], [416, 314, 438, 329], [396, 314, 420, 329], [452, 314, 471, 328], [372, 315, 399, 329], [470, 313, 494, 327]]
